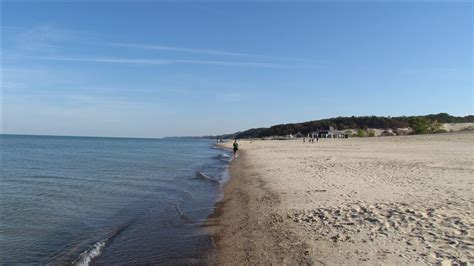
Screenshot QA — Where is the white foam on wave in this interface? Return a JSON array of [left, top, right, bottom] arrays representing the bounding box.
[[72, 223, 131, 266], [195, 171, 220, 183], [73, 239, 107, 266], [213, 153, 232, 162]]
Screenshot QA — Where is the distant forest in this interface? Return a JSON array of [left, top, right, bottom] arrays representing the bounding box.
[[209, 113, 474, 139]]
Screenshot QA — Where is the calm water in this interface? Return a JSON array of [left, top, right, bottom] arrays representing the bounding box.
[[0, 135, 231, 264]]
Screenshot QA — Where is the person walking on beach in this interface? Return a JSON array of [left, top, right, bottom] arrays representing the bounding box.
[[233, 140, 239, 158]]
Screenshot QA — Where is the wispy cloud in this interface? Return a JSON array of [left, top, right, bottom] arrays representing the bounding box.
[[35, 56, 315, 68], [110, 43, 311, 62], [13, 25, 78, 52], [4, 25, 320, 68], [4, 24, 103, 56], [112, 43, 257, 57]]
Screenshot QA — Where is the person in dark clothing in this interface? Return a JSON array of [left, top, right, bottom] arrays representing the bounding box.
[[233, 140, 239, 157]]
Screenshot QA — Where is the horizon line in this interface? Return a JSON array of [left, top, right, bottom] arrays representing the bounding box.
[[3, 112, 472, 139]]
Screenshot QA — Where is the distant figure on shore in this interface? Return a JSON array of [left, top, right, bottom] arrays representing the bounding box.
[[316, 134, 319, 142], [303, 137, 306, 143], [233, 140, 239, 157]]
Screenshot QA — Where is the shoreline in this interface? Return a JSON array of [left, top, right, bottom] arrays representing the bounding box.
[[202, 143, 234, 265], [207, 132, 473, 264], [205, 145, 312, 264]]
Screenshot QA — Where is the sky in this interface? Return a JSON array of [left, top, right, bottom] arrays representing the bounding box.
[[1, 2, 473, 138]]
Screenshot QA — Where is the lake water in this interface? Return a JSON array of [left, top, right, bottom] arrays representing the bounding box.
[[0, 135, 231, 264]]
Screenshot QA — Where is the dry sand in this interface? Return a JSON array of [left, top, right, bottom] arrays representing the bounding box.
[[210, 132, 474, 265]]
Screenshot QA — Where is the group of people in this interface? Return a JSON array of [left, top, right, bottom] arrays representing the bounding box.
[[303, 136, 319, 143]]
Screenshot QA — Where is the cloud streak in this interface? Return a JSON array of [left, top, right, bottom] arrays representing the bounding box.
[[11, 25, 79, 53], [5, 25, 320, 68], [35, 56, 316, 68], [110, 43, 311, 62]]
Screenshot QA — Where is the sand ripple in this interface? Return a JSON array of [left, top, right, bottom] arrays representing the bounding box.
[[289, 202, 473, 264]]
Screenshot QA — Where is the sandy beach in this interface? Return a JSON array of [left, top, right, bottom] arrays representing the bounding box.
[[210, 132, 474, 265]]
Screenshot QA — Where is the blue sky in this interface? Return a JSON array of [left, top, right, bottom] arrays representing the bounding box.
[[2, 2, 473, 138]]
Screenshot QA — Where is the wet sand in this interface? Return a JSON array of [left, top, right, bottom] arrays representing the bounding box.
[[209, 132, 474, 265]]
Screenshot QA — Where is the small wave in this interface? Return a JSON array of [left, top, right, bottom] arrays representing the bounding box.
[[173, 203, 193, 224], [195, 171, 220, 183], [213, 153, 231, 162], [211, 146, 224, 149], [72, 224, 131, 266], [73, 240, 106, 266], [31, 174, 69, 180]]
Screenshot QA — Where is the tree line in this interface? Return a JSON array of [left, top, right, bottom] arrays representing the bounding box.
[[209, 113, 474, 139]]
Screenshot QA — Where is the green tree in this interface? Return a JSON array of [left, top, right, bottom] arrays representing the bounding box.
[[408, 117, 430, 134], [357, 129, 367, 137], [367, 130, 376, 137]]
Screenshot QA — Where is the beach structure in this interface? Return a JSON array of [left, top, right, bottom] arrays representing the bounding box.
[[313, 126, 349, 138], [294, 132, 305, 138]]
